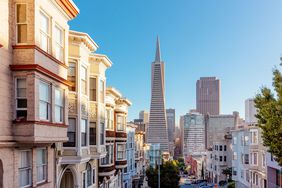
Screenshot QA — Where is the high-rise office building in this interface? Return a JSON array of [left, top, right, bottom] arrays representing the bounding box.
[[147, 37, 169, 153], [196, 77, 220, 115], [166, 108, 176, 142], [245, 98, 257, 123], [139, 110, 149, 124]]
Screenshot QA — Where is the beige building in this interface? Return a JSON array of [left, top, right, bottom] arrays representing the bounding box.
[[57, 30, 113, 188], [0, 0, 78, 187]]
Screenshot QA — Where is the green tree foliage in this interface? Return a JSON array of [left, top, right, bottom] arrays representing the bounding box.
[[146, 160, 180, 188], [254, 66, 282, 166], [222, 167, 232, 180]]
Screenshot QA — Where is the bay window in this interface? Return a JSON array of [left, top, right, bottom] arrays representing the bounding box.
[[250, 129, 258, 145], [16, 78, 27, 119], [40, 11, 50, 53], [55, 88, 64, 123], [81, 119, 87, 146], [36, 148, 47, 183], [54, 25, 64, 61], [64, 118, 76, 147], [81, 66, 87, 95], [117, 144, 126, 160], [101, 144, 114, 165], [16, 4, 27, 43], [89, 77, 96, 101], [39, 81, 50, 121], [68, 62, 76, 91], [19, 150, 32, 188]]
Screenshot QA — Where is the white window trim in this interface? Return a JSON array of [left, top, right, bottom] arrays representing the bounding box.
[[116, 143, 126, 161], [250, 129, 258, 145], [36, 148, 47, 184], [15, 78, 27, 119], [39, 81, 51, 121], [54, 23, 64, 61], [54, 87, 64, 123], [15, 3, 28, 44], [80, 66, 87, 95], [116, 115, 126, 132], [81, 119, 88, 147], [19, 149, 32, 188], [39, 10, 51, 53]]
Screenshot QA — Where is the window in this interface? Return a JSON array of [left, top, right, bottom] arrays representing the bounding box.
[[68, 62, 76, 91], [250, 152, 258, 165], [101, 144, 114, 165], [244, 154, 249, 164], [90, 122, 96, 145], [117, 144, 126, 160], [262, 153, 265, 167], [16, 78, 27, 119], [224, 145, 227, 151], [219, 145, 222, 151], [40, 11, 50, 52], [233, 167, 237, 176], [219, 156, 222, 162], [246, 170, 250, 182], [19, 150, 32, 187], [224, 156, 226, 162], [106, 109, 113, 130], [82, 171, 86, 188], [39, 82, 50, 120], [89, 78, 96, 101], [92, 169, 96, 185], [233, 136, 237, 144], [100, 122, 105, 145], [117, 115, 125, 131], [86, 163, 91, 186], [250, 129, 258, 145], [233, 152, 237, 160], [99, 80, 104, 103], [241, 170, 244, 179], [64, 118, 76, 147], [54, 25, 64, 61], [81, 66, 87, 95], [36, 148, 47, 183], [55, 88, 64, 123], [81, 119, 87, 146], [16, 4, 27, 43]]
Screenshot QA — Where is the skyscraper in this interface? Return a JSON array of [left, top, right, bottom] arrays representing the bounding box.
[[139, 110, 149, 124], [166, 108, 176, 142], [196, 77, 220, 115], [147, 37, 169, 153], [245, 98, 257, 123]]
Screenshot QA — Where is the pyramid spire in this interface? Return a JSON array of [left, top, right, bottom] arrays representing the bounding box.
[[155, 36, 161, 62]]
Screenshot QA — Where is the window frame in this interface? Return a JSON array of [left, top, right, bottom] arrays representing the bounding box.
[[63, 118, 76, 147], [54, 24, 64, 62], [250, 129, 258, 145], [39, 81, 51, 121], [80, 66, 87, 95], [16, 3, 28, 44], [36, 148, 47, 184], [54, 87, 64, 123], [116, 143, 126, 161], [89, 77, 97, 101], [116, 115, 126, 132], [89, 122, 96, 145], [39, 10, 51, 53], [100, 143, 114, 166], [19, 149, 32, 188], [15, 78, 27, 119], [81, 119, 87, 147], [68, 61, 77, 92]]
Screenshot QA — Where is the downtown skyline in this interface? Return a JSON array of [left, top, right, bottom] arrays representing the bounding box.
[[69, 0, 282, 121]]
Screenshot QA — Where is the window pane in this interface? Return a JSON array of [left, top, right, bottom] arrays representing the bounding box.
[[17, 4, 26, 23], [17, 24, 27, 43], [55, 26, 63, 45], [40, 33, 48, 52], [39, 101, 48, 120], [55, 89, 63, 106], [39, 82, 49, 102], [81, 67, 86, 81], [36, 149, 46, 165], [17, 99, 27, 108], [81, 119, 86, 133], [40, 12, 49, 34]]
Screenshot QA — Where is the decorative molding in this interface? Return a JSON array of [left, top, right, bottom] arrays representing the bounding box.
[[55, 0, 79, 19], [12, 45, 68, 68], [10, 64, 71, 86], [12, 120, 67, 128]]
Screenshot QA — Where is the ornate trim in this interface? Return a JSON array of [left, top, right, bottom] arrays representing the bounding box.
[[55, 0, 79, 19], [13, 120, 67, 128], [10, 64, 71, 86]]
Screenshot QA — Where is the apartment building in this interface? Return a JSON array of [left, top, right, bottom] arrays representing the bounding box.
[[231, 125, 250, 188], [98, 87, 131, 188], [267, 152, 282, 188], [0, 0, 78, 187]]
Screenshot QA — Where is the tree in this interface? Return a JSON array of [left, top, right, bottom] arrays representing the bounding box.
[[222, 167, 232, 181], [254, 65, 282, 166], [146, 160, 180, 188]]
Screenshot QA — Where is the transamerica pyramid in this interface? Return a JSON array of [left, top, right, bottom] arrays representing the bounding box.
[[147, 37, 169, 153]]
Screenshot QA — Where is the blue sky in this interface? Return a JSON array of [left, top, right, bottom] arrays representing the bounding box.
[[70, 0, 282, 123]]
